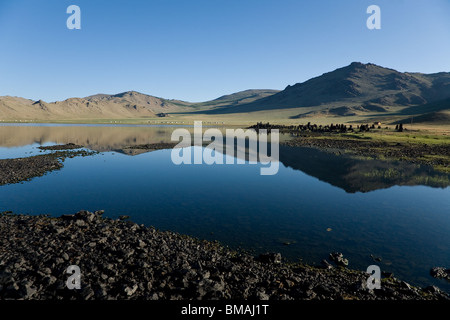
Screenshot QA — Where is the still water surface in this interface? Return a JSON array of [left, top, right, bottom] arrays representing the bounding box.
[[0, 124, 449, 292]]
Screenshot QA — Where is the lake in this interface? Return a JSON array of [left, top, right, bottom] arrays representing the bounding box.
[[0, 124, 449, 293]]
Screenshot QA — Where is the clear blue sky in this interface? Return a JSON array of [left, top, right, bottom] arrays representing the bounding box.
[[1, 0, 449, 102]]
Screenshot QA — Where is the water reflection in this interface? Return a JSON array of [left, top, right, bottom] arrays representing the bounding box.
[[0, 124, 449, 292], [279, 145, 450, 193], [0, 124, 448, 192]]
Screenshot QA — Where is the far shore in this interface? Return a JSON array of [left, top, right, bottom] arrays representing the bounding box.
[[1, 118, 449, 134]]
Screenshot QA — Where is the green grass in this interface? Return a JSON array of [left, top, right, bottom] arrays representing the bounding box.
[[327, 130, 450, 145]]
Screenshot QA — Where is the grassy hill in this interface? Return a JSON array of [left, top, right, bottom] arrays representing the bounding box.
[[194, 62, 450, 114], [0, 91, 184, 120], [1, 62, 450, 126]]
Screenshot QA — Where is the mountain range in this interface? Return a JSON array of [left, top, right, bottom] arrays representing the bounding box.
[[1, 62, 450, 125]]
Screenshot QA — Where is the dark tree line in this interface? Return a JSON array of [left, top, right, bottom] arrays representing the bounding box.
[[249, 122, 389, 134]]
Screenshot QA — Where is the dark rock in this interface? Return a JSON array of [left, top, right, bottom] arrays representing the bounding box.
[[257, 252, 282, 264], [5, 282, 21, 299], [321, 259, 333, 269], [38, 143, 83, 151], [75, 219, 86, 227], [430, 267, 450, 282], [424, 286, 440, 294], [329, 252, 349, 267], [256, 291, 270, 300], [0, 271, 14, 285], [124, 284, 138, 296], [41, 275, 57, 286], [21, 283, 37, 299], [80, 286, 95, 300], [400, 281, 412, 290]]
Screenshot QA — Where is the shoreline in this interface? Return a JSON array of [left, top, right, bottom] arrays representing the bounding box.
[[0, 210, 448, 300], [0, 146, 97, 186], [281, 133, 450, 173]]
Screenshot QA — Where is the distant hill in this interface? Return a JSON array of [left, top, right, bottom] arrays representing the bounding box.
[[0, 90, 280, 120], [389, 96, 450, 125], [191, 89, 280, 110], [1, 62, 450, 125], [212, 89, 280, 104], [0, 91, 190, 120], [394, 111, 450, 125], [399, 97, 450, 115], [202, 62, 450, 115]]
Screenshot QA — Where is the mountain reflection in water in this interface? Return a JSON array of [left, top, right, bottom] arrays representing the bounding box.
[[1, 124, 448, 192]]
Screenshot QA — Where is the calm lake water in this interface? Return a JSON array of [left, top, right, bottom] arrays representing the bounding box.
[[0, 124, 449, 292]]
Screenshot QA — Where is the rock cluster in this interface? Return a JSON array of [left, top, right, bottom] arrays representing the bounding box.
[[37, 143, 83, 151], [0, 155, 63, 186], [430, 267, 450, 282], [0, 148, 97, 186], [0, 211, 448, 300], [328, 252, 349, 267]]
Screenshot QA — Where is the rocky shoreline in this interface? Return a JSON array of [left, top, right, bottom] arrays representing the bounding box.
[[0, 210, 448, 300], [123, 143, 180, 151], [0, 146, 97, 186], [0, 154, 63, 186], [37, 143, 85, 151]]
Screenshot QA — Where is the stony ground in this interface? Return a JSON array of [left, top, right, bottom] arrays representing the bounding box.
[[37, 143, 84, 151], [0, 211, 448, 300], [0, 147, 97, 186], [124, 143, 180, 150], [0, 154, 63, 186]]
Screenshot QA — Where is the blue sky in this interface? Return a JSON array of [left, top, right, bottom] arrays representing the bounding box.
[[1, 0, 449, 102]]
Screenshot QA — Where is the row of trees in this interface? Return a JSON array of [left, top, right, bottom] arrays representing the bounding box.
[[249, 122, 394, 134]]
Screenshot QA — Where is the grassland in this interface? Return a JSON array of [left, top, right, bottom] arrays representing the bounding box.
[[282, 127, 450, 173]]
